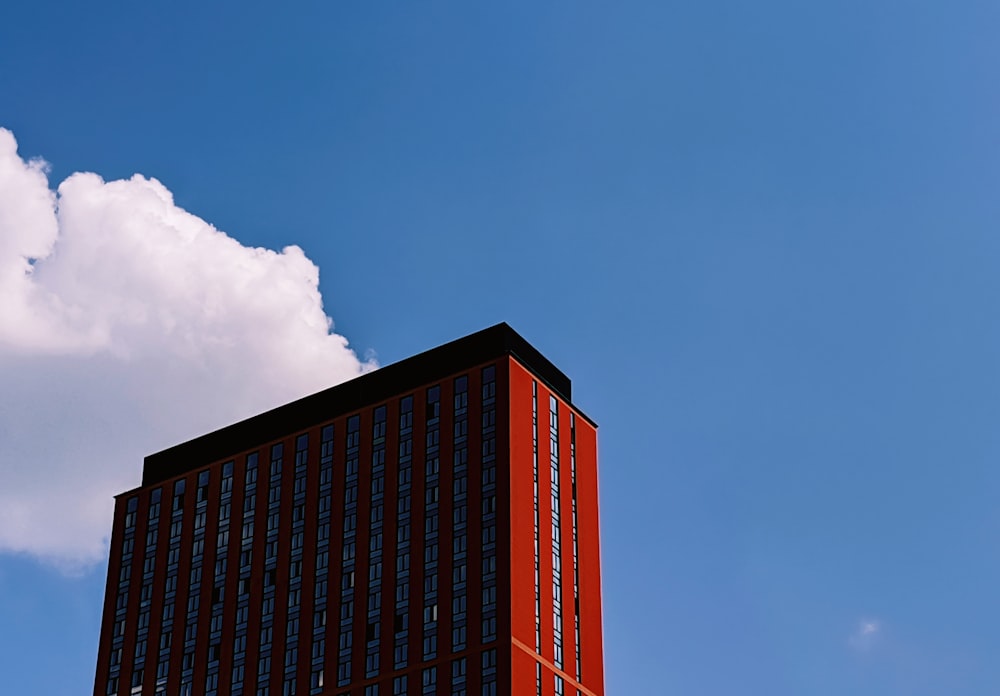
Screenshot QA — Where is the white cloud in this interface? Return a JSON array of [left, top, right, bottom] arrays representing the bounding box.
[[849, 618, 882, 651], [0, 127, 375, 571]]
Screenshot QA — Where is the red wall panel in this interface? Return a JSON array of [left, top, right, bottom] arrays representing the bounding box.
[[508, 359, 538, 654], [575, 419, 605, 692], [508, 358, 605, 696]]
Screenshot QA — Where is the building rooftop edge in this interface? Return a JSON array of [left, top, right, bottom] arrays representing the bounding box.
[[140, 323, 593, 488]]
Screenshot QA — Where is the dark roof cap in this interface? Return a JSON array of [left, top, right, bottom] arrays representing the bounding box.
[[142, 323, 580, 486]]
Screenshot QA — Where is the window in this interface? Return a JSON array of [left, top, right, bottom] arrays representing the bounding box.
[[393, 643, 408, 669], [173, 480, 186, 511], [124, 498, 138, 529], [197, 471, 210, 503], [482, 616, 496, 642], [310, 668, 324, 691], [423, 604, 437, 623], [365, 652, 380, 678], [422, 666, 437, 695], [426, 387, 440, 420], [482, 648, 497, 670]]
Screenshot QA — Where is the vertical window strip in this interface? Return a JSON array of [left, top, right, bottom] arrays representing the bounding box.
[[394, 396, 413, 671], [366, 407, 387, 678], [266, 444, 283, 567], [452, 376, 469, 653], [255, 445, 283, 694], [132, 492, 153, 695], [181, 471, 209, 693], [570, 413, 581, 681], [163, 480, 185, 691], [310, 425, 333, 695], [338, 415, 361, 687], [481, 366, 497, 644], [146, 488, 168, 696], [550, 396, 564, 670], [231, 453, 256, 694], [284, 436, 307, 686], [423, 386, 441, 661], [206, 462, 233, 696], [532, 380, 541, 654]]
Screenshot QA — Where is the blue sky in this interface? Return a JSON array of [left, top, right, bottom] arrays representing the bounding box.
[[2, 1, 999, 694]]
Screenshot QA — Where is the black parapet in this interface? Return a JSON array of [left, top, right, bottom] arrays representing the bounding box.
[[142, 323, 574, 486]]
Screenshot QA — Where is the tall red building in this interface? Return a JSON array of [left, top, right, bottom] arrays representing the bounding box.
[[94, 324, 604, 696]]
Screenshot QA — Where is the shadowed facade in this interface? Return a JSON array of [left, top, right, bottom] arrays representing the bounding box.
[[94, 324, 604, 696]]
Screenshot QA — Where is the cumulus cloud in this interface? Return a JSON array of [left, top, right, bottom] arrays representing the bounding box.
[[0, 127, 374, 571]]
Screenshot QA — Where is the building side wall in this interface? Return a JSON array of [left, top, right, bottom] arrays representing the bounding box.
[[93, 496, 126, 696], [573, 420, 604, 693], [508, 358, 604, 696]]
